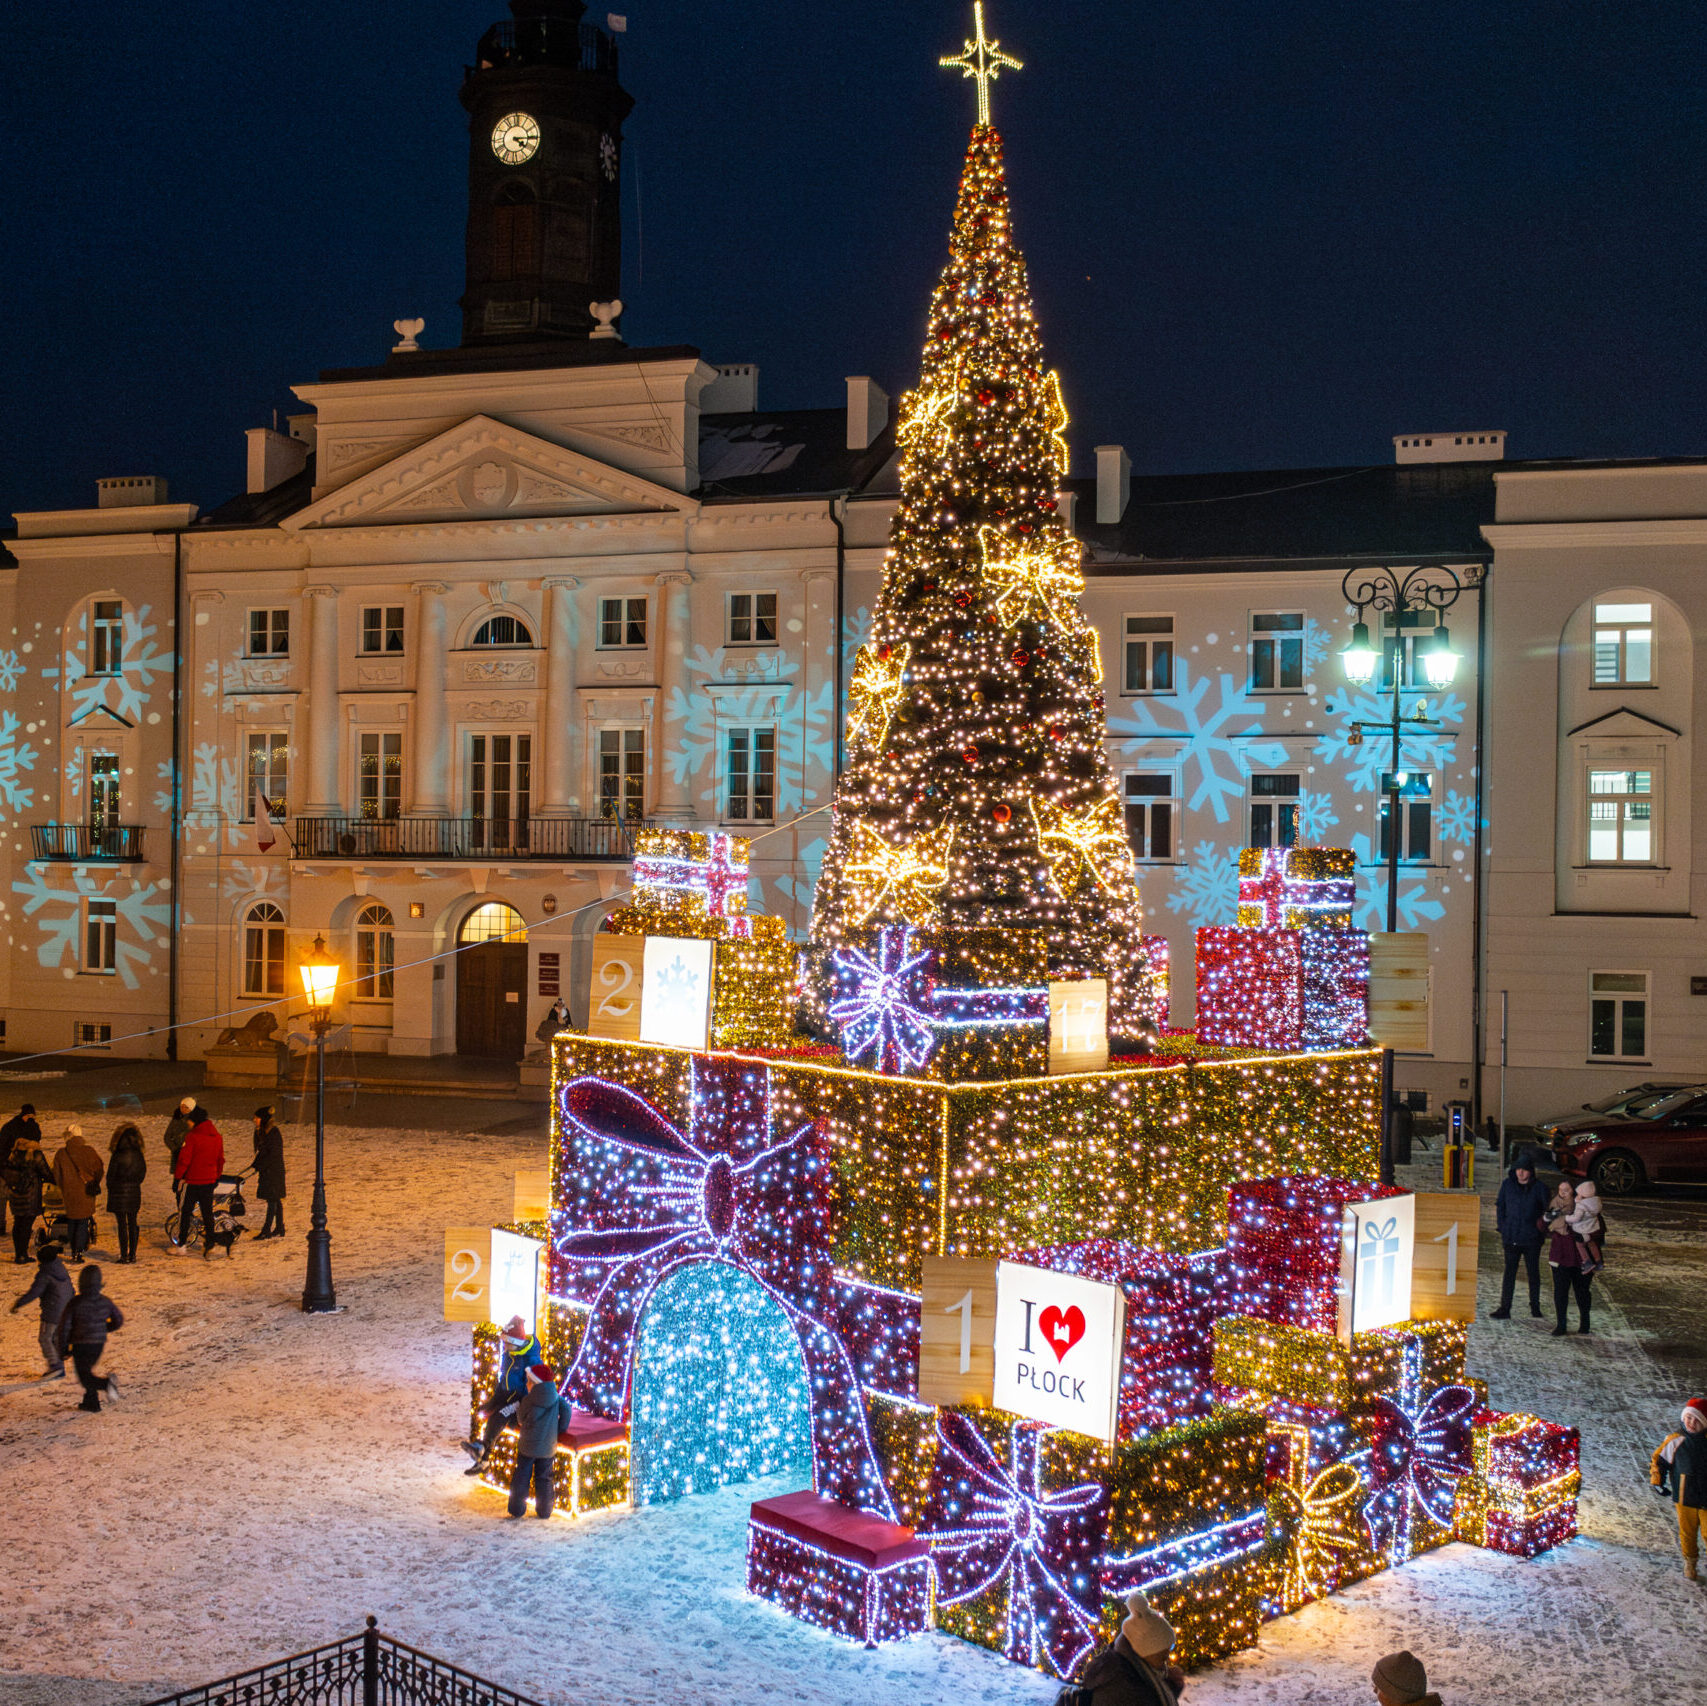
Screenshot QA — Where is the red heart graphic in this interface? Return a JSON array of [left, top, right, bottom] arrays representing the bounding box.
[[1038, 1304, 1086, 1363]]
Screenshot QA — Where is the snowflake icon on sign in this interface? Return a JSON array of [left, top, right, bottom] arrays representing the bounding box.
[[600, 132, 619, 180]]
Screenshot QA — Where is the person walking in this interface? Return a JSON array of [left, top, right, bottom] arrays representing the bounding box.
[[0, 1103, 42, 1241], [1650, 1395, 1707, 1582], [105, 1124, 147, 1264], [172, 1109, 225, 1257], [52, 1124, 104, 1264], [1488, 1153, 1549, 1320], [506, 1364, 569, 1519], [57, 1262, 123, 1413], [1545, 1180, 1592, 1337], [251, 1106, 286, 1239], [1372, 1650, 1444, 1705], [10, 1242, 73, 1379], [163, 1098, 199, 1204], [2, 1128, 53, 1263], [1069, 1589, 1185, 1704]]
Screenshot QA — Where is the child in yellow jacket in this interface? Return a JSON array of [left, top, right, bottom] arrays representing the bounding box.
[[1650, 1396, 1707, 1581]]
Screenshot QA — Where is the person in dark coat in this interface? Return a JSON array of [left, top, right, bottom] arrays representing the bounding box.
[[1071, 1590, 1184, 1705], [506, 1364, 569, 1519], [105, 1125, 147, 1264], [163, 1098, 200, 1203], [10, 1242, 73, 1378], [172, 1113, 225, 1256], [1545, 1180, 1591, 1336], [0, 1103, 41, 1238], [251, 1106, 286, 1239], [2, 1131, 53, 1263], [535, 998, 571, 1043], [52, 1125, 104, 1263], [1650, 1395, 1707, 1582], [1488, 1154, 1549, 1320], [462, 1315, 544, 1472], [57, 1262, 123, 1412]]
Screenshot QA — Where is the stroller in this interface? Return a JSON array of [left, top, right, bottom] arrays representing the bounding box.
[[165, 1169, 253, 1255], [30, 1176, 71, 1260]]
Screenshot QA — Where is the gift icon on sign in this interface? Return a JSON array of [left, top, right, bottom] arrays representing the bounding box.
[[1360, 1216, 1401, 1306]]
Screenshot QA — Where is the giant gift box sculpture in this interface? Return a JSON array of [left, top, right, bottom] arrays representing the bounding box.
[[464, 88, 1580, 1686]]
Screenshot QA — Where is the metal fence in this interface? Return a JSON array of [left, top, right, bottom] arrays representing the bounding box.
[[139, 1618, 547, 1706], [288, 816, 639, 862], [30, 822, 146, 861]]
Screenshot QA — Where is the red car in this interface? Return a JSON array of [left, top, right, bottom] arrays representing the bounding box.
[[1549, 1089, 1707, 1194]]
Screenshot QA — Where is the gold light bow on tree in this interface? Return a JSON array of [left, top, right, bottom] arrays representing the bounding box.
[[846, 642, 911, 751], [846, 820, 957, 927], [1029, 794, 1135, 898], [1042, 370, 1070, 477], [897, 373, 960, 468], [1271, 1460, 1366, 1611], [976, 525, 1085, 630]]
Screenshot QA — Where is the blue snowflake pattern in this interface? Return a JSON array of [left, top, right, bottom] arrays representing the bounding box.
[[1437, 789, 1480, 847], [1349, 835, 1446, 932], [1302, 617, 1334, 672], [65, 604, 173, 723], [152, 758, 177, 818], [0, 650, 25, 693], [1163, 839, 1242, 928], [1296, 789, 1339, 841], [0, 711, 41, 820], [1314, 688, 1467, 794], [1110, 661, 1290, 823]]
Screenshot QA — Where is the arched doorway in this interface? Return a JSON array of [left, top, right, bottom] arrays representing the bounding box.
[[629, 1261, 813, 1506], [455, 901, 528, 1059]]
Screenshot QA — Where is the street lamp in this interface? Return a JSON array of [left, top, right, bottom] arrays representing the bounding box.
[[299, 933, 340, 1314], [1339, 565, 1467, 1184]]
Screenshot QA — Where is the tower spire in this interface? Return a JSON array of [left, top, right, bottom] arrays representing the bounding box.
[[940, 1, 1022, 127]]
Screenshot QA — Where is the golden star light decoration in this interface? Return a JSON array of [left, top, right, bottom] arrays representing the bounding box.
[[846, 642, 911, 751], [976, 524, 1085, 629], [1028, 793, 1136, 898], [846, 820, 956, 927], [940, 0, 1022, 127]]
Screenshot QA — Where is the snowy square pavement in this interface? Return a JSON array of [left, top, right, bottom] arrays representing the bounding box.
[[3, 1122, 1699, 1705]]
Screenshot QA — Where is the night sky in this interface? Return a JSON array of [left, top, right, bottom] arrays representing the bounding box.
[[5, 0, 1706, 517]]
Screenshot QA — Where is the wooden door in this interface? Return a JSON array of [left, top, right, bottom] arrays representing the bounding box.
[[456, 942, 529, 1058]]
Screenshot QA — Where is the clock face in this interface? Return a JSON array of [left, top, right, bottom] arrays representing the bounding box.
[[491, 112, 541, 165]]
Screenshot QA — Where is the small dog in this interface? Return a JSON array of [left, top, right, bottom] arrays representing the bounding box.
[[205, 1222, 243, 1257]]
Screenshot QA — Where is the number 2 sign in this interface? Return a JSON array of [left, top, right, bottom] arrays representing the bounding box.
[[443, 1228, 491, 1322], [586, 937, 645, 1042]]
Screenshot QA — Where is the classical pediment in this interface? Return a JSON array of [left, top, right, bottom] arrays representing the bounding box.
[[1567, 706, 1681, 739], [68, 705, 135, 732], [284, 415, 696, 530]]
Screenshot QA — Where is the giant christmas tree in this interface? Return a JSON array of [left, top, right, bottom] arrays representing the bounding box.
[[809, 62, 1149, 1041]]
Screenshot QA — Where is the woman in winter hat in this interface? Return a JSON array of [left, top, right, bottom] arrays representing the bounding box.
[[1650, 1396, 1707, 1581], [1545, 1181, 1592, 1337], [1069, 1588, 1184, 1703], [105, 1125, 147, 1264], [1, 1130, 52, 1263], [251, 1106, 286, 1239]]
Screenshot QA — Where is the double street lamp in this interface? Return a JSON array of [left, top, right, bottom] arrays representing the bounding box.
[[299, 934, 340, 1314], [1338, 565, 1467, 1183]]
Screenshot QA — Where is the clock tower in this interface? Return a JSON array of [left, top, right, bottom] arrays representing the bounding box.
[[460, 0, 633, 345]]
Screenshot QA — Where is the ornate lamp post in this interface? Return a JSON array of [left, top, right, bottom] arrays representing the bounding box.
[[298, 933, 341, 1313], [1339, 565, 1465, 1183]]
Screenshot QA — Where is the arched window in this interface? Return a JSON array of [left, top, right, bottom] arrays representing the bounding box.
[[472, 614, 533, 647], [355, 903, 395, 999], [460, 901, 527, 945], [243, 902, 286, 997], [491, 183, 538, 282]]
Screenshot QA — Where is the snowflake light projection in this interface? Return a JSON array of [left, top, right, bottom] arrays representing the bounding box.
[[0, 711, 41, 821], [1348, 834, 1446, 933], [1315, 687, 1466, 796], [829, 928, 937, 1073], [1163, 839, 1241, 930], [1296, 789, 1339, 842], [11, 868, 172, 989], [1438, 788, 1479, 846], [0, 649, 26, 693], [60, 603, 173, 724]]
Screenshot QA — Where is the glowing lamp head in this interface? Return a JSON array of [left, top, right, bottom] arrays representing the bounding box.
[[1339, 620, 1378, 686], [299, 934, 340, 1011], [1422, 622, 1461, 688]]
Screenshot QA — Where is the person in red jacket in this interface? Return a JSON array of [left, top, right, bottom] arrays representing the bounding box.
[[171, 1114, 225, 1258]]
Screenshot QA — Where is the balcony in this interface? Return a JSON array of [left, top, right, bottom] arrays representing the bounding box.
[[31, 823, 147, 862], [469, 19, 619, 79], [289, 816, 641, 862]]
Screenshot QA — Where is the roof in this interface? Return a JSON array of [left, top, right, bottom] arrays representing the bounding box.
[[1067, 460, 1498, 572], [315, 339, 702, 385], [197, 459, 316, 530], [696, 408, 896, 500]]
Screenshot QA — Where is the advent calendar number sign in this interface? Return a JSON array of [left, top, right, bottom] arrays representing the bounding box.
[[587, 937, 645, 1042], [919, 1255, 999, 1407]]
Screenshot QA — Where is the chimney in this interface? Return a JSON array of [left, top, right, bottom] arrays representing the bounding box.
[[699, 363, 759, 413], [846, 376, 891, 450], [1393, 430, 1507, 465], [246, 427, 311, 495], [1095, 445, 1131, 524], [97, 476, 169, 508]]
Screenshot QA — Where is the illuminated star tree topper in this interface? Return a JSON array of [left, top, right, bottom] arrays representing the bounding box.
[[940, 1, 1023, 127]]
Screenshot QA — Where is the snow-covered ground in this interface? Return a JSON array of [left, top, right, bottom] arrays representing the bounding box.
[[2, 1123, 1697, 1706]]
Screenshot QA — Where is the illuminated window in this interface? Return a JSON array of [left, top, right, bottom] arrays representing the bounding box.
[[1589, 971, 1647, 1058], [85, 899, 117, 974], [87, 753, 120, 837], [1123, 615, 1174, 694], [1249, 773, 1300, 848], [469, 734, 530, 849], [598, 598, 648, 648], [1250, 612, 1304, 691], [91, 601, 124, 675], [1378, 772, 1433, 864], [1123, 772, 1176, 861], [245, 733, 288, 819], [725, 726, 775, 822], [1587, 768, 1653, 863], [1592, 601, 1653, 686], [359, 732, 403, 820], [728, 592, 777, 645], [247, 608, 290, 657], [361, 606, 405, 654], [599, 728, 645, 819], [472, 614, 533, 647], [354, 902, 395, 999], [460, 902, 527, 945], [243, 902, 286, 997]]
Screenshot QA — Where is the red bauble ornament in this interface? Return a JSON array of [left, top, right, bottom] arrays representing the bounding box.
[[953, 590, 972, 609], [961, 746, 980, 765], [977, 388, 995, 406], [877, 643, 891, 661], [992, 803, 1012, 824], [1011, 649, 1030, 668], [1048, 726, 1065, 742]]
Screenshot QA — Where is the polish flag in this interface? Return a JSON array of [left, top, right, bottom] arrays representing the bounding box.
[[254, 787, 277, 853]]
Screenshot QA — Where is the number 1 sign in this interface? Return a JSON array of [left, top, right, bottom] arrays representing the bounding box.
[[918, 1255, 999, 1407], [1410, 1191, 1482, 1323]]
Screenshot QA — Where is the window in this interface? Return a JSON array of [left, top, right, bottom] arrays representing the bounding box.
[[90, 601, 124, 675], [243, 902, 286, 997], [359, 733, 403, 820], [1123, 772, 1176, 861], [1124, 616, 1174, 694], [1249, 773, 1301, 848], [1592, 601, 1653, 686], [490, 185, 538, 281], [87, 753, 120, 836], [469, 735, 531, 847], [1378, 772, 1434, 864], [599, 728, 645, 819], [728, 592, 778, 645], [361, 606, 405, 654], [725, 726, 776, 822], [247, 608, 290, 656], [1250, 612, 1304, 691], [74, 1021, 111, 1049], [354, 903, 395, 1000], [460, 901, 527, 945], [1589, 971, 1647, 1059], [245, 733, 289, 819], [598, 598, 648, 649], [85, 899, 117, 974], [1587, 768, 1653, 863], [472, 614, 533, 647]]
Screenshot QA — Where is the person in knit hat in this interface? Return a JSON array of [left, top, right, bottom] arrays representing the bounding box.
[[506, 1363, 569, 1520], [1650, 1395, 1707, 1581], [1071, 1588, 1185, 1703], [1372, 1650, 1442, 1705]]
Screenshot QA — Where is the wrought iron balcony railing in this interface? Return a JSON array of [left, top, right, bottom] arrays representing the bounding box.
[[31, 823, 147, 862], [289, 815, 641, 862], [471, 18, 619, 79]]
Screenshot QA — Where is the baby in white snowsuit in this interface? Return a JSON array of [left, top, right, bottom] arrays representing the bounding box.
[[1567, 1181, 1604, 1274]]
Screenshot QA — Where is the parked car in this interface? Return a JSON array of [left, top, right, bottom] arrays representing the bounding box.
[[1549, 1089, 1707, 1194], [1534, 1080, 1694, 1139]]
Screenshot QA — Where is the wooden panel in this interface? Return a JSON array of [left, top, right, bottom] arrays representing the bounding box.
[[513, 1168, 551, 1223], [444, 1227, 490, 1322], [1411, 1191, 1482, 1323], [918, 1255, 999, 1409], [1048, 978, 1109, 1074], [1368, 932, 1431, 1050], [586, 936, 645, 1042]]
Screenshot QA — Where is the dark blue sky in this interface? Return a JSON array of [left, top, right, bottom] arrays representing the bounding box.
[[6, 0, 1706, 515]]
